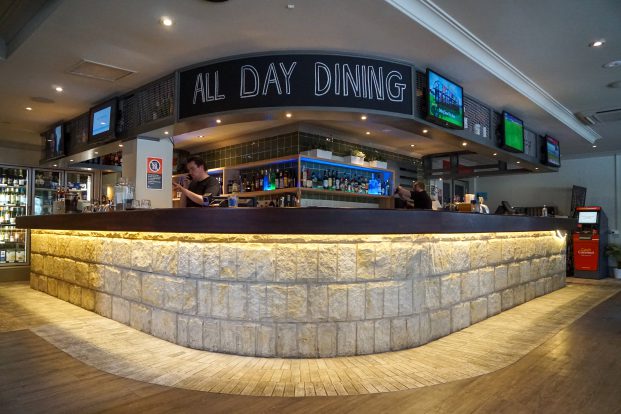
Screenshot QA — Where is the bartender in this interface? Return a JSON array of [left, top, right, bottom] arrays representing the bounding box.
[[396, 181, 433, 209], [173, 156, 221, 207]]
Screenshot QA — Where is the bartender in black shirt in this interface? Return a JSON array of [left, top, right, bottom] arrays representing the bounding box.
[[396, 181, 433, 209], [173, 156, 221, 207]]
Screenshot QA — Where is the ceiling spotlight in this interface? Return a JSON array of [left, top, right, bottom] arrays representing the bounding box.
[[287, 4, 295, 9], [593, 145, 597, 148], [198, 135, 204, 138], [365, 131, 371, 135], [285, 113, 292, 118], [439, 178, 443, 181], [54, 86, 63, 92], [25, 107, 32, 111], [516, 161, 521, 164], [118, 144, 123, 147], [164, 131, 169, 135], [360, 115, 367, 120], [160, 16, 173, 26], [492, 153, 497, 156], [410, 144, 415, 147], [53, 164, 57, 167], [535, 167, 539, 170], [216, 119, 222, 123], [589, 39, 605, 47], [603, 60, 621, 68], [462, 142, 467, 146], [70, 159, 74, 162], [87, 168, 92, 171], [422, 129, 428, 134]]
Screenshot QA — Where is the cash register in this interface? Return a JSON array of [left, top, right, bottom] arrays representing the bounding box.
[[573, 206, 608, 279]]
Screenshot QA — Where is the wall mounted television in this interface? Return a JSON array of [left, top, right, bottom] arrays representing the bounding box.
[[89, 98, 117, 142], [425, 68, 464, 129], [499, 111, 524, 152], [542, 135, 561, 167]]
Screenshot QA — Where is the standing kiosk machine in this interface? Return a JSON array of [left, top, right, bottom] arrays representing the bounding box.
[[573, 206, 608, 279]]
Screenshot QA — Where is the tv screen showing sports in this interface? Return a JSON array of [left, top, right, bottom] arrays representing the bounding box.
[[52, 124, 64, 157], [89, 99, 117, 142], [426, 69, 464, 129], [578, 211, 597, 224], [543, 135, 561, 167], [501, 111, 524, 152]]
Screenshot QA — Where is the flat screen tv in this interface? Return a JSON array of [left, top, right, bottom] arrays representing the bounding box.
[[578, 211, 597, 224], [542, 135, 561, 167], [43, 123, 64, 159], [499, 111, 524, 152], [425, 68, 464, 129], [89, 99, 117, 142]]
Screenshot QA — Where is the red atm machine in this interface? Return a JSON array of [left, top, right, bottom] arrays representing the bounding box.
[[573, 206, 608, 279]]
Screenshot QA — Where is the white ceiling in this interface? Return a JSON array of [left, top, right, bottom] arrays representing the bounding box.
[[0, 0, 619, 158]]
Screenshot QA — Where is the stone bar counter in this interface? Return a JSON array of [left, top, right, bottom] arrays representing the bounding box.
[[18, 209, 575, 358]]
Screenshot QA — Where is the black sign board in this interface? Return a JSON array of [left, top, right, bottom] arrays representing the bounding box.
[[178, 53, 414, 119]]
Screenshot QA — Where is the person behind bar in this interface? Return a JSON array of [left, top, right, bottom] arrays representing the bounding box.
[[173, 156, 221, 207], [396, 181, 433, 209]]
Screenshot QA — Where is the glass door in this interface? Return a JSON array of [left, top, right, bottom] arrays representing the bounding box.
[[33, 169, 62, 216], [0, 166, 28, 265], [65, 171, 93, 204]]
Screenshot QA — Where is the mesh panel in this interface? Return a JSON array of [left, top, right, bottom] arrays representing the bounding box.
[[464, 97, 491, 140], [415, 70, 426, 118], [118, 74, 175, 134], [66, 114, 89, 150], [524, 129, 537, 157]]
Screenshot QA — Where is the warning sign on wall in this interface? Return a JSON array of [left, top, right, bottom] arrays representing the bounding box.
[[146, 157, 163, 190]]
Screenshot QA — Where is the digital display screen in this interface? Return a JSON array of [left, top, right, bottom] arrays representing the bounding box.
[[502, 112, 524, 152], [578, 211, 598, 224], [53, 125, 63, 156], [92, 106, 112, 136], [426, 69, 464, 129], [544, 136, 561, 167]]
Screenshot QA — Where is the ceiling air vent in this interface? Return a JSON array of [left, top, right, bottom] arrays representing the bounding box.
[[68, 59, 135, 82], [576, 108, 621, 125]]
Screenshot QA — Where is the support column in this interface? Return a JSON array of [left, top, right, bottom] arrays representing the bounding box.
[[122, 136, 173, 208]]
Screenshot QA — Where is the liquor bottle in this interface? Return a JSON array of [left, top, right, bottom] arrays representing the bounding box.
[[263, 169, 269, 191], [283, 170, 289, 188], [18, 170, 25, 186], [334, 171, 340, 191], [311, 172, 317, 188], [269, 169, 276, 190], [322, 170, 328, 190]]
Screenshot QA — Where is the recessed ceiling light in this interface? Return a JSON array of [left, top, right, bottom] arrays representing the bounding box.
[[365, 131, 370, 135], [410, 144, 415, 147], [422, 129, 428, 134], [216, 119, 222, 123], [70, 159, 74, 162], [53, 164, 57, 167], [535, 167, 539, 170], [589, 39, 605, 47], [287, 4, 295, 9], [516, 161, 521, 164], [439, 178, 443, 181], [95, 152, 98, 154], [593, 145, 597, 148], [54, 86, 63, 92], [603, 60, 621, 68], [164, 131, 169, 135], [87, 168, 92, 171], [198, 135, 204, 138], [360, 115, 367, 120], [493, 153, 497, 156], [160, 16, 173, 26], [25, 107, 32, 111], [118, 144, 123, 147], [285, 113, 292, 118], [462, 142, 467, 146]]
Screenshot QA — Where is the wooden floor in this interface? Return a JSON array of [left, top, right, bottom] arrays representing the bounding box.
[[1, 281, 621, 412]]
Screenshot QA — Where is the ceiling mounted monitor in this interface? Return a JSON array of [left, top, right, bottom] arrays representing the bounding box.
[[89, 99, 117, 142], [425, 68, 464, 130], [542, 135, 561, 167], [498, 111, 524, 153]]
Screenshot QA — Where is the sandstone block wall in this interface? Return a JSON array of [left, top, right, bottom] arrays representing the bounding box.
[[29, 230, 566, 357]]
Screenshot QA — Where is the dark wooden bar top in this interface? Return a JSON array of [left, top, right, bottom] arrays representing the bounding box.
[[16, 208, 576, 235]]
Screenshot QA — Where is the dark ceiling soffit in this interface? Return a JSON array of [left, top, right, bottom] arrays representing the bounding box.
[[0, 0, 62, 60]]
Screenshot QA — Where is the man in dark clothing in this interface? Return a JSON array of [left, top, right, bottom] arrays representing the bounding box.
[[173, 156, 221, 207], [396, 181, 433, 209]]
